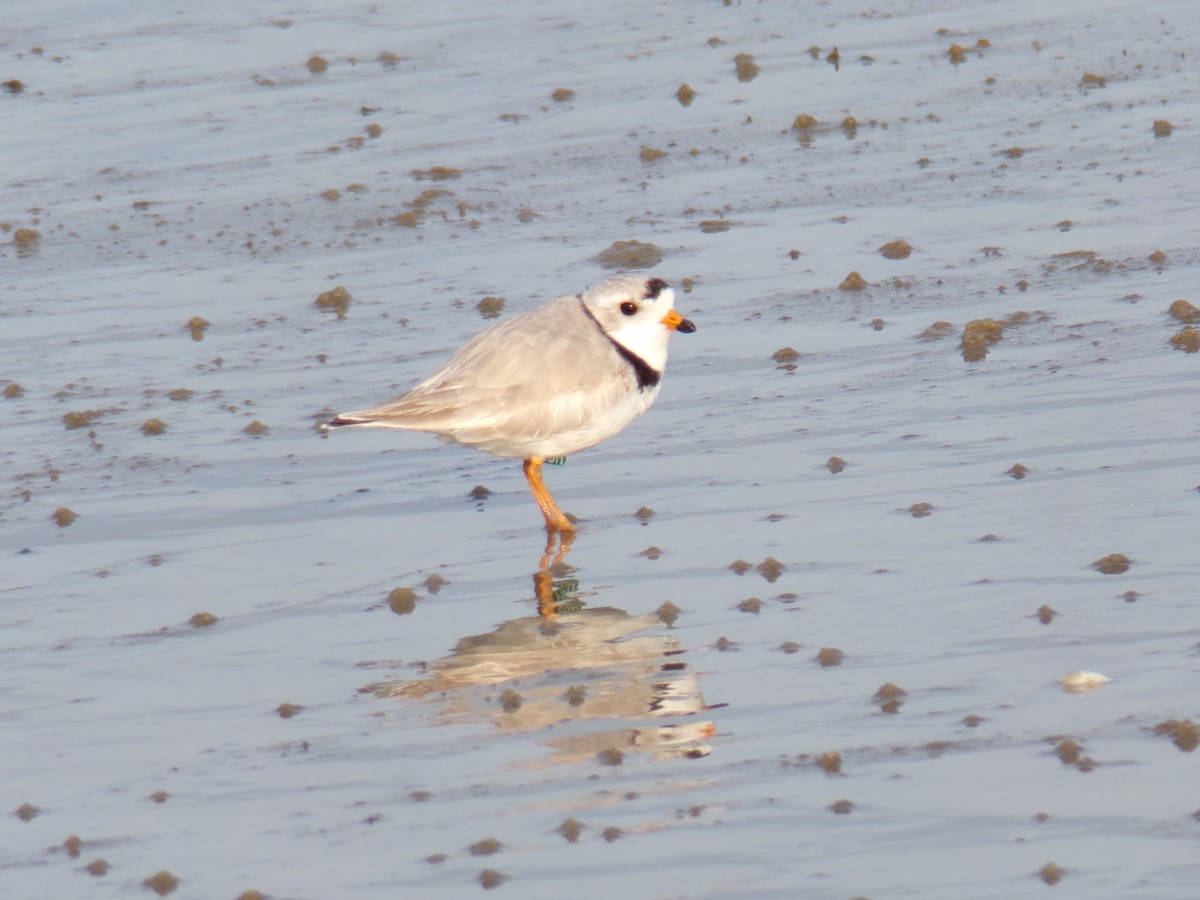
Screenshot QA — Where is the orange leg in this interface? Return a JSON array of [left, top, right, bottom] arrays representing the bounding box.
[[522, 458, 575, 534]]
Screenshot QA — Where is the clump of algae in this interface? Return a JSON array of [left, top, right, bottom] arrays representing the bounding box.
[[961, 318, 1004, 361], [1169, 327, 1199, 353], [838, 271, 867, 291], [185, 316, 209, 341], [734, 54, 759, 82], [592, 240, 663, 270], [315, 286, 352, 319], [1168, 299, 1198, 323]]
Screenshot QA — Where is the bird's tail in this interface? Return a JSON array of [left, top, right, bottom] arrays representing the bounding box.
[[325, 415, 372, 428]]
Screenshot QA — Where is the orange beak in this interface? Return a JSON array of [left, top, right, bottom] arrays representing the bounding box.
[[660, 309, 697, 333]]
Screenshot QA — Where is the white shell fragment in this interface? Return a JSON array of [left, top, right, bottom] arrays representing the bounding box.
[[1061, 671, 1112, 693]]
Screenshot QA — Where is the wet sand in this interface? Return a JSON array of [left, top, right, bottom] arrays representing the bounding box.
[[4, 0, 1198, 897]]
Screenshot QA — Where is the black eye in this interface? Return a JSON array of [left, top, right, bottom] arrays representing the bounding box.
[[620, 301, 638, 316]]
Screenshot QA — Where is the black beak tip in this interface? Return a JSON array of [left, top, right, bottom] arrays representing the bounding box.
[[678, 318, 697, 334]]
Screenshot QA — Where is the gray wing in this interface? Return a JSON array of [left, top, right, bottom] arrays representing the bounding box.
[[337, 297, 635, 441]]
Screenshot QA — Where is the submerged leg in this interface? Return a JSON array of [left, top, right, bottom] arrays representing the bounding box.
[[522, 457, 575, 534]]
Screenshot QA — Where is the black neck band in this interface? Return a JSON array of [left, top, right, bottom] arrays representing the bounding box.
[[578, 298, 661, 390]]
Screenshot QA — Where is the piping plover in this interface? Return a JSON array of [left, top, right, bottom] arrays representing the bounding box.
[[328, 274, 696, 532]]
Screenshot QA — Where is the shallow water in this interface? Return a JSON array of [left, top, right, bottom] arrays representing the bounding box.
[[3, 0, 1198, 897]]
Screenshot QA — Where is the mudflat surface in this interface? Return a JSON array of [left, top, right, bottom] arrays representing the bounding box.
[[3, 1, 1197, 897]]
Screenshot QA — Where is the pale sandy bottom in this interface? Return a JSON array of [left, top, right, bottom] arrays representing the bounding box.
[[3, 1, 1198, 897]]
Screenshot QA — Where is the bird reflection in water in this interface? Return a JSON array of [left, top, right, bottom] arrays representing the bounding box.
[[363, 534, 718, 765], [535, 528, 578, 617]]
